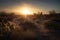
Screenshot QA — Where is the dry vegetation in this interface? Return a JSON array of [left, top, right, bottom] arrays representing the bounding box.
[[0, 11, 60, 40]]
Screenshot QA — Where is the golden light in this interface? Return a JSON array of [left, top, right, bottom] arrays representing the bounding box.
[[17, 3, 40, 15], [19, 7, 33, 15], [21, 9, 32, 15]]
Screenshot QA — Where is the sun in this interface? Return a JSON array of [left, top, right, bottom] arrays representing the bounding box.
[[22, 9, 30, 15], [19, 8, 33, 15]]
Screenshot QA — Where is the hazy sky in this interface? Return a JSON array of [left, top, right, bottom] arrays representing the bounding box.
[[0, 0, 60, 13]]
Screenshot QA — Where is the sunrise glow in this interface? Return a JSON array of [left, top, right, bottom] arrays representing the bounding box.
[[21, 9, 31, 15], [18, 4, 35, 15]]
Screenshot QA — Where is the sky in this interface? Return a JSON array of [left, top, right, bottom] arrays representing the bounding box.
[[0, 0, 60, 14]]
